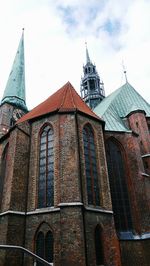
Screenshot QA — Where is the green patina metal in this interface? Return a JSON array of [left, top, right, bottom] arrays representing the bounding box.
[[94, 82, 150, 132], [1, 30, 27, 111]]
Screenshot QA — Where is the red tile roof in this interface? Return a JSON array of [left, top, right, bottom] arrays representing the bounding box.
[[17, 82, 102, 124]]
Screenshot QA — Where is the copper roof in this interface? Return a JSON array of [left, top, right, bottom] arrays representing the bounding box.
[[1, 30, 27, 111], [17, 82, 102, 124], [94, 81, 150, 132]]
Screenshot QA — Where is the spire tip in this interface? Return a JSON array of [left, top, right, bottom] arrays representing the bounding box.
[[122, 60, 128, 83], [85, 42, 91, 64]]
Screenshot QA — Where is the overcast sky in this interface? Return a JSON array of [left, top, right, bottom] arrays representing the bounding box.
[[0, 0, 150, 109]]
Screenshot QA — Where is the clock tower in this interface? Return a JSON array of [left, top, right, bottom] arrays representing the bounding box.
[[0, 29, 28, 137]]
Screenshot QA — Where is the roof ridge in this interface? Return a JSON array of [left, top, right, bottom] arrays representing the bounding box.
[[17, 82, 102, 124], [59, 84, 68, 109], [69, 82, 76, 109]]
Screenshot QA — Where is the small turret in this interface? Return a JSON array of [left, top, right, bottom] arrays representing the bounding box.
[[80, 43, 105, 109]]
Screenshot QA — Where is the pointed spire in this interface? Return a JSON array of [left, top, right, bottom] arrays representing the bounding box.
[[85, 42, 91, 64], [81, 44, 105, 109], [1, 29, 27, 111]]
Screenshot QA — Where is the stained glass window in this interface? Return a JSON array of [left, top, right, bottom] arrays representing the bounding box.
[[83, 124, 100, 206], [95, 225, 104, 265], [38, 125, 54, 208], [106, 139, 133, 232]]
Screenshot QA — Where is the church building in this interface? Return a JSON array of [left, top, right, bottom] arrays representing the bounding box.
[[0, 31, 149, 266]]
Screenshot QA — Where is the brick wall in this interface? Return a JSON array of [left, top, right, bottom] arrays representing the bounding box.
[[0, 124, 30, 265], [120, 239, 150, 266], [104, 131, 150, 265], [85, 211, 121, 266]]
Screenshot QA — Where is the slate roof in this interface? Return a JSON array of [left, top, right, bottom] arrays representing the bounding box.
[[94, 82, 150, 132], [1, 30, 27, 111], [17, 82, 102, 124]]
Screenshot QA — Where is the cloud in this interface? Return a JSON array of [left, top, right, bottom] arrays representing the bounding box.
[[0, 0, 150, 110]]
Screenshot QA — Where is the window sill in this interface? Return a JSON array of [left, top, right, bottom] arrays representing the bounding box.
[[27, 207, 60, 215], [118, 231, 150, 240]]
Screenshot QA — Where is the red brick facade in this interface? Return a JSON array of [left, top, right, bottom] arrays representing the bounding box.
[[0, 83, 149, 266]]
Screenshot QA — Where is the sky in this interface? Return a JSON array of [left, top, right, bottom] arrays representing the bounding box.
[[0, 0, 150, 109]]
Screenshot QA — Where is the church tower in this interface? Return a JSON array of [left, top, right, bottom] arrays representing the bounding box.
[[0, 29, 27, 137], [80, 44, 105, 109]]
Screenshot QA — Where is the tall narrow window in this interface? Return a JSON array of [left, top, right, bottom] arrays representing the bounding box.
[[38, 125, 54, 208], [0, 144, 9, 209], [36, 232, 44, 266], [83, 124, 100, 206], [95, 225, 104, 266], [106, 139, 133, 232], [36, 230, 54, 265], [45, 231, 54, 263]]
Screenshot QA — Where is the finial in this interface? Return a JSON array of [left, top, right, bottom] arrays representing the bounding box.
[[85, 42, 91, 64], [122, 60, 128, 83], [21, 28, 25, 38]]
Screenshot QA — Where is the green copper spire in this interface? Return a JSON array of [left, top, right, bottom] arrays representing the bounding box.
[[1, 29, 27, 111]]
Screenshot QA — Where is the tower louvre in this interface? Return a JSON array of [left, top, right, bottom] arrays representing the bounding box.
[[80, 45, 105, 109]]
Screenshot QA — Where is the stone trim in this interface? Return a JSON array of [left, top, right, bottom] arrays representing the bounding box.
[[0, 210, 25, 216], [0, 208, 60, 216], [85, 206, 113, 214], [119, 231, 150, 240], [27, 207, 60, 215], [141, 172, 150, 177], [142, 153, 150, 158]]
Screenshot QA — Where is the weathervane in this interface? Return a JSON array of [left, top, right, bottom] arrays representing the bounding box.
[[122, 60, 128, 83]]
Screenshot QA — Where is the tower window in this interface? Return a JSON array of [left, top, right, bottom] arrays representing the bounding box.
[[148, 124, 150, 133], [38, 124, 54, 208], [0, 144, 9, 209], [144, 161, 148, 169], [83, 124, 100, 206], [106, 139, 133, 232], [89, 80, 95, 90], [95, 225, 104, 266]]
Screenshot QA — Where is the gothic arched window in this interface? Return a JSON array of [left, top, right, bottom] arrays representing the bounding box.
[[0, 143, 9, 209], [95, 225, 104, 266], [45, 231, 54, 262], [106, 139, 133, 232], [36, 232, 44, 265], [36, 230, 54, 265], [83, 124, 100, 206], [38, 124, 54, 208]]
